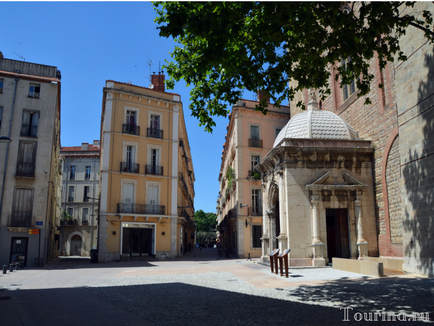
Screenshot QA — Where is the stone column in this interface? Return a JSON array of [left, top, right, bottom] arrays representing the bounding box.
[[355, 190, 368, 258], [277, 172, 288, 250], [311, 191, 325, 266], [260, 183, 270, 263]]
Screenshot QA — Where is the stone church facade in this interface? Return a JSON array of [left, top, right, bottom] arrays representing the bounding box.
[[264, 2, 434, 276]]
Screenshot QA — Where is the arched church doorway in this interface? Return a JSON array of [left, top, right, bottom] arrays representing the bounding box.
[[326, 208, 350, 261]]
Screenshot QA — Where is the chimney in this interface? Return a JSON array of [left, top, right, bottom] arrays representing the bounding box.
[[151, 71, 165, 92], [0, 51, 3, 59], [257, 90, 270, 103], [81, 143, 89, 151], [93, 140, 100, 148]]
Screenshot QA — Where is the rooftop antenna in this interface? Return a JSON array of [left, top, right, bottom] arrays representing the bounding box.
[[147, 58, 154, 89], [13, 51, 25, 61]]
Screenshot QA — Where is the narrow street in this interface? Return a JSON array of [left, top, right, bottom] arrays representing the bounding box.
[[0, 248, 432, 325]]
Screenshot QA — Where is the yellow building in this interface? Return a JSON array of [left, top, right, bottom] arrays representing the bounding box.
[[98, 74, 195, 262]]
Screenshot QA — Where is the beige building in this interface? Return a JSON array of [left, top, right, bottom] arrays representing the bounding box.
[[60, 141, 100, 257], [217, 94, 290, 258], [0, 53, 62, 267], [98, 74, 195, 262]]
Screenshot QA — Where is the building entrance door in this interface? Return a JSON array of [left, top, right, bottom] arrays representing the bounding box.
[[122, 227, 153, 257], [326, 208, 350, 261], [10, 237, 28, 267], [71, 235, 82, 256]]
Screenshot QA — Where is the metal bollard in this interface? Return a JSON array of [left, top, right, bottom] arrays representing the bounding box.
[[14, 263, 18, 271], [2, 265, 7, 274], [9, 263, 14, 272]]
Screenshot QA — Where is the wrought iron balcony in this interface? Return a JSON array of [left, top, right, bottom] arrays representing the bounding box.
[[118, 203, 166, 215], [8, 211, 34, 227], [145, 165, 163, 176], [20, 124, 38, 137], [16, 163, 35, 177], [248, 138, 263, 148], [122, 124, 140, 135], [180, 209, 191, 222], [248, 206, 263, 216], [147, 128, 163, 139], [120, 162, 140, 173]]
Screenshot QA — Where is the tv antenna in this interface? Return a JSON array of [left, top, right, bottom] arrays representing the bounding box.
[[147, 58, 153, 80], [147, 58, 155, 88], [13, 51, 25, 61]]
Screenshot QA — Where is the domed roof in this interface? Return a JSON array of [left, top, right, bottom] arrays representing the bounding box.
[[273, 105, 358, 148]]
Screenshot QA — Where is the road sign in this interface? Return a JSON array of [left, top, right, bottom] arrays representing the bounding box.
[[36, 221, 43, 226], [29, 229, 40, 234]]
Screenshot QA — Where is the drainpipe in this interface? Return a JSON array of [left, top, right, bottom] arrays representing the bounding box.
[[0, 78, 19, 223]]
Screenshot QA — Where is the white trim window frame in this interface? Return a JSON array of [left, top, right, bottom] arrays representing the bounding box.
[[124, 106, 140, 125], [148, 110, 163, 130]]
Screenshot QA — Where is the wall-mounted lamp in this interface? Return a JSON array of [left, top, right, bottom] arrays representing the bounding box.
[[50, 81, 58, 85], [0, 136, 12, 143], [240, 203, 248, 209], [245, 219, 249, 228]]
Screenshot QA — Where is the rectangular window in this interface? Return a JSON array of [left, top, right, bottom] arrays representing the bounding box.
[[83, 186, 90, 202], [28, 83, 41, 98], [82, 208, 89, 222], [67, 207, 74, 218], [252, 225, 262, 248], [70, 166, 76, 180], [0, 107, 3, 130], [16, 141, 37, 177], [11, 188, 34, 227], [126, 110, 136, 125], [0, 79, 3, 94], [342, 58, 357, 101], [275, 128, 282, 138], [150, 114, 160, 130], [251, 189, 261, 215], [250, 125, 259, 139], [85, 166, 91, 180], [68, 186, 74, 202], [21, 110, 39, 137], [251, 155, 260, 172]]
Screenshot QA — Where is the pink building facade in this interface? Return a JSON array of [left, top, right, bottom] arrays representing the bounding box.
[[217, 96, 290, 258]]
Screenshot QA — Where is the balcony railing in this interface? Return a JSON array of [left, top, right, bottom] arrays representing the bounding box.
[[20, 124, 38, 137], [28, 91, 40, 98], [122, 124, 140, 135], [178, 173, 189, 196], [118, 203, 166, 215], [248, 206, 263, 216], [247, 170, 261, 180], [248, 138, 263, 148], [120, 162, 140, 173], [8, 211, 34, 227], [180, 209, 191, 222], [145, 165, 163, 176], [147, 128, 163, 139], [16, 163, 35, 177]]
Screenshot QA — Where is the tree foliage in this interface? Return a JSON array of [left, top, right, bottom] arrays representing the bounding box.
[[194, 209, 217, 233], [153, 2, 434, 132]]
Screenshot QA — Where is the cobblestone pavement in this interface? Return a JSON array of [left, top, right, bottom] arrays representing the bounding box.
[[0, 248, 433, 325]]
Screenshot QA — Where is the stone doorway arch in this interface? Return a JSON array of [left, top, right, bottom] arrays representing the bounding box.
[[67, 231, 83, 256]]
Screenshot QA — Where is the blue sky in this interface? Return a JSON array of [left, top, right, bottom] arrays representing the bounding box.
[[1, 2, 262, 213]]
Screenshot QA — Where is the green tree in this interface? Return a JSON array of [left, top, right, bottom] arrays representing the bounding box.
[[194, 209, 217, 232], [154, 2, 434, 132]]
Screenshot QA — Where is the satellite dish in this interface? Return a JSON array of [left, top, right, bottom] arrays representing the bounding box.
[[149, 83, 154, 89]]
